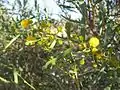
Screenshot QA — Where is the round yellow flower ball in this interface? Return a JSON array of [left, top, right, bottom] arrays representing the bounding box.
[[89, 37, 99, 47], [21, 19, 32, 29]]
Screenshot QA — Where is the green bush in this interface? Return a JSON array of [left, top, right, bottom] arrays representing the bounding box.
[[0, 0, 120, 90]]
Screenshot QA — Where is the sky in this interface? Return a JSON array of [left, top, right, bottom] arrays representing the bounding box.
[[3, 0, 82, 20]]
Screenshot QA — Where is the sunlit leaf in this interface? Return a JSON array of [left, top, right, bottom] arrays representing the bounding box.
[[104, 86, 111, 90], [50, 39, 57, 49], [0, 76, 10, 83], [93, 63, 97, 68], [43, 56, 56, 69], [80, 58, 85, 65], [17, 74, 36, 90], [57, 26, 63, 32], [79, 36, 84, 42], [13, 69, 18, 84], [58, 39, 63, 45], [3, 34, 20, 52]]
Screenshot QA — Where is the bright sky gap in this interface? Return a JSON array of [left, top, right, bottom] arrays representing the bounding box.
[[3, 0, 82, 20]]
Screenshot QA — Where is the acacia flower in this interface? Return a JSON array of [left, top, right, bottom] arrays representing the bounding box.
[[21, 19, 32, 29], [89, 37, 99, 48], [25, 36, 36, 45], [92, 47, 98, 53]]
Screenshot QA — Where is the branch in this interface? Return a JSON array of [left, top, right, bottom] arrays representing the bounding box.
[[61, 15, 80, 23]]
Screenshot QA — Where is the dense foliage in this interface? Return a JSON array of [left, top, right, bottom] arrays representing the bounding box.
[[0, 0, 120, 90]]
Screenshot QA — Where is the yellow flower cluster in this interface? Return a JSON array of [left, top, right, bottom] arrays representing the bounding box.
[[25, 36, 36, 45], [89, 37, 100, 53], [21, 19, 32, 29], [89, 37, 99, 48], [26, 36, 36, 41], [92, 47, 98, 53]]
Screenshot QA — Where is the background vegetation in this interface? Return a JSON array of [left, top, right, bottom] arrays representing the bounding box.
[[0, 0, 120, 90]]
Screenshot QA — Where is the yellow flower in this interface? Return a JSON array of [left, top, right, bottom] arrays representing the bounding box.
[[89, 37, 99, 47], [21, 19, 32, 29], [92, 47, 98, 53], [25, 36, 36, 45], [26, 36, 36, 41]]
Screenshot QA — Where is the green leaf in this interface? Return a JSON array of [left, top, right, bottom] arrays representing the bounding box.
[[50, 39, 56, 49], [80, 58, 85, 65], [65, 22, 73, 38], [17, 0, 22, 8], [13, 69, 18, 84], [23, 0, 28, 7], [17, 74, 36, 90], [43, 56, 56, 69], [34, 0, 37, 9], [57, 26, 63, 32], [79, 36, 84, 42], [59, 4, 74, 9], [58, 39, 63, 45], [79, 3, 87, 24], [0, 76, 10, 83], [94, 0, 103, 4], [109, 56, 120, 68], [104, 86, 111, 90], [3, 34, 20, 52], [63, 48, 72, 57]]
